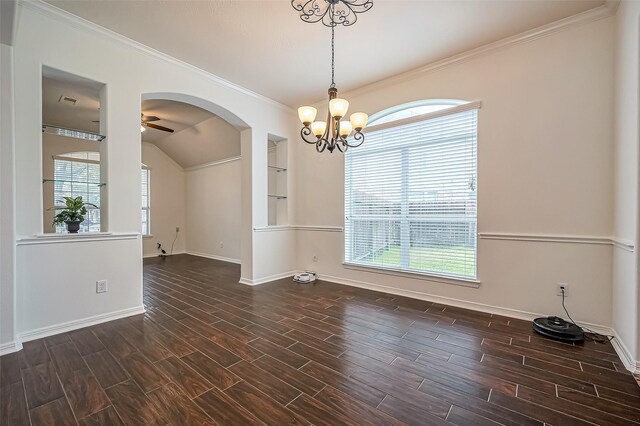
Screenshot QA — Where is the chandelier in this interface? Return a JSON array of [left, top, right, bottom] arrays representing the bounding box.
[[293, 0, 373, 153]]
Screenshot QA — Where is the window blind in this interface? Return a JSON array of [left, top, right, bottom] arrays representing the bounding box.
[[345, 106, 478, 279], [53, 155, 101, 233], [141, 167, 150, 235]]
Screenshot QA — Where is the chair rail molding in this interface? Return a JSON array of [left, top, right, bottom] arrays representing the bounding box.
[[478, 232, 634, 252], [254, 225, 343, 233]]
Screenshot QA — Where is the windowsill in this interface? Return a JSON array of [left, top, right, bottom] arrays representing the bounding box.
[[32, 232, 113, 238], [342, 262, 481, 288], [17, 232, 139, 245]]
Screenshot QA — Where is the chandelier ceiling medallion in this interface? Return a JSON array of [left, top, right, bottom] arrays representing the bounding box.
[[292, 0, 373, 153]]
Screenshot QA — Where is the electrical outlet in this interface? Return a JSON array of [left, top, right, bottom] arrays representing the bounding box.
[[96, 280, 108, 293], [219, 242, 224, 248], [176, 227, 180, 233], [557, 283, 569, 297], [312, 254, 318, 262]]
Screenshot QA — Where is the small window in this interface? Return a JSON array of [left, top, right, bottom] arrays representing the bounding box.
[[53, 152, 101, 233], [141, 166, 151, 236], [344, 100, 479, 279]]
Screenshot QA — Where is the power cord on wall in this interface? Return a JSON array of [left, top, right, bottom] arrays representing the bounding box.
[[560, 288, 613, 344], [170, 228, 179, 256]]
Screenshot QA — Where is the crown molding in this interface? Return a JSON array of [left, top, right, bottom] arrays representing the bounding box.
[[184, 155, 241, 172], [331, 1, 619, 103], [18, 0, 294, 113]]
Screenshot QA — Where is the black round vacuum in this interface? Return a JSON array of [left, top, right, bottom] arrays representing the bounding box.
[[532, 316, 584, 343]]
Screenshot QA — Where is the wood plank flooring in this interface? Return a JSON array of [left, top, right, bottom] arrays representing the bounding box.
[[2, 254, 639, 425]]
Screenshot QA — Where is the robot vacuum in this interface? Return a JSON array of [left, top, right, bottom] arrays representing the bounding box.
[[532, 316, 584, 343]]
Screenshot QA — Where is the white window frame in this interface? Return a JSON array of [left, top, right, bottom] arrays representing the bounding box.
[[343, 100, 481, 284], [141, 165, 151, 237], [53, 152, 102, 233]]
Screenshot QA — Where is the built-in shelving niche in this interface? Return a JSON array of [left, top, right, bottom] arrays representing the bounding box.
[[267, 136, 288, 226], [42, 67, 107, 234]]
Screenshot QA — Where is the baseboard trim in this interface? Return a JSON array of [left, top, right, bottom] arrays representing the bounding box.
[[0, 340, 23, 356], [143, 251, 186, 259], [610, 329, 640, 374], [316, 272, 613, 335], [239, 270, 296, 286], [18, 305, 146, 344], [186, 251, 240, 264]]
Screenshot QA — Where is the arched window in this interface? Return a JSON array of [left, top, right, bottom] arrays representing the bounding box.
[[368, 99, 467, 126], [344, 100, 479, 279]]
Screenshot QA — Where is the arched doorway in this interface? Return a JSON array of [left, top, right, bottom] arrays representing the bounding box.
[[140, 92, 251, 280]]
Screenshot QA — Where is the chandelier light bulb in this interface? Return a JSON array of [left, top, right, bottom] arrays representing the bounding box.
[[311, 121, 327, 137], [350, 112, 369, 131], [298, 106, 317, 125], [329, 98, 349, 118], [339, 121, 353, 137]]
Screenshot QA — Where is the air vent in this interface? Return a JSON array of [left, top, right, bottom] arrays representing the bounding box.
[[58, 95, 78, 105]]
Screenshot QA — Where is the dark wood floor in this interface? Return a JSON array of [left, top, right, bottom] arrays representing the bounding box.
[[2, 254, 639, 425]]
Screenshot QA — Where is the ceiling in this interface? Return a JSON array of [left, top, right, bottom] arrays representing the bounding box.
[[47, 0, 604, 107], [140, 99, 214, 143], [42, 74, 102, 133], [148, 115, 241, 168]]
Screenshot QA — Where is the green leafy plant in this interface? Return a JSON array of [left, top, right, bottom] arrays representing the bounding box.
[[49, 196, 98, 225]]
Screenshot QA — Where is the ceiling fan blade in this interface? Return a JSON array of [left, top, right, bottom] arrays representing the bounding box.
[[144, 122, 174, 133], [142, 115, 161, 122]]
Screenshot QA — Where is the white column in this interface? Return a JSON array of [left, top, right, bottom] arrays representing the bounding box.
[[0, 43, 18, 351]]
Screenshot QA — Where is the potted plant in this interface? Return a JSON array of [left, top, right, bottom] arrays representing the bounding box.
[[49, 196, 98, 233]]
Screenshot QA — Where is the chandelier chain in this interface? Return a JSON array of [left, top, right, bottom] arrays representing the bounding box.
[[293, 0, 372, 153], [330, 4, 335, 88]]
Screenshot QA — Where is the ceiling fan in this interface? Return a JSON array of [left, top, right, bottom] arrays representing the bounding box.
[[141, 114, 174, 133], [92, 114, 175, 133]]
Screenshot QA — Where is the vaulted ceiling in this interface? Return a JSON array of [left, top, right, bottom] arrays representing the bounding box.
[[47, 0, 604, 107]]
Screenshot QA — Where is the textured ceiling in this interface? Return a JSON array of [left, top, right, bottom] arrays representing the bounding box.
[[46, 0, 604, 107]]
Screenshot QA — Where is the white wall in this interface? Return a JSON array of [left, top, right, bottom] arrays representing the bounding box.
[[294, 15, 616, 328], [7, 2, 297, 347], [185, 158, 242, 262], [141, 143, 186, 257], [612, 0, 640, 369]]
